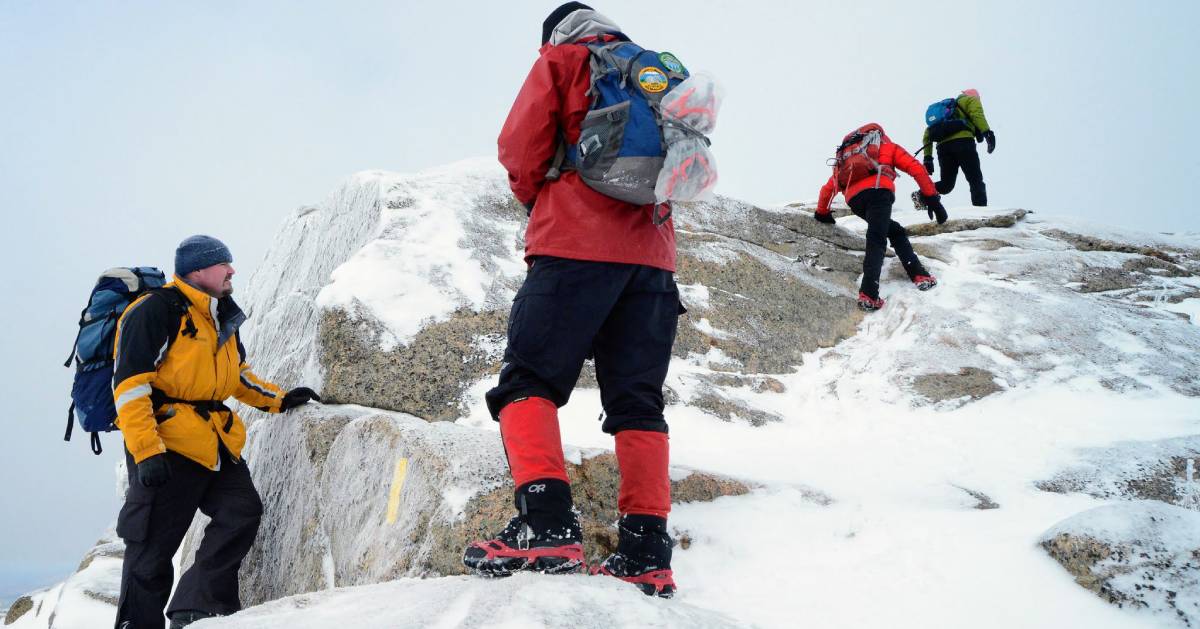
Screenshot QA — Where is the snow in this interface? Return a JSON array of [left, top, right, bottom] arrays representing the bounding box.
[[200, 574, 740, 629]]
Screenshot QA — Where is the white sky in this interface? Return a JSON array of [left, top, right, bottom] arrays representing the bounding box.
[[1, 0, 1197, 597]]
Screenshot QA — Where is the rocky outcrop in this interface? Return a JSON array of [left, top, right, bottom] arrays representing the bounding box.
[[1041, 502, 1200, 626], [1037, 436, 1200, 510], [905, 209, 1029, 237], [180, 406, 761, 607], [910, 367, 1002, 403]]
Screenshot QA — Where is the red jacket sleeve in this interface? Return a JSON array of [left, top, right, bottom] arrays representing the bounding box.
[[816, 175, 837, 213], [889, 143, 938, 196], [498, 51, 564, 207]]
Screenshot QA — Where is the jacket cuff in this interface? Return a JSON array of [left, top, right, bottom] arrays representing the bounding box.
[[128, 439, 166, 464]]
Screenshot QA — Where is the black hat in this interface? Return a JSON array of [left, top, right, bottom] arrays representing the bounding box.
[[542, 2, 593, 45]]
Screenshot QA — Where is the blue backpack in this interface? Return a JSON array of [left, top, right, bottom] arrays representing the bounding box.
[[924, 97, 972, 143], [63, 268, 187, 454], [553, 41, 692, 211]]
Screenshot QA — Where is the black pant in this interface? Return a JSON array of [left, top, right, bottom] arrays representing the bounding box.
[[485, 256, 681, 435], [115, 446, 262, 629], [935, 137, 987, 206], [849, 189, 928, 300]]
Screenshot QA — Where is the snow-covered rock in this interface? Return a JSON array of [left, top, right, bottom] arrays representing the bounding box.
[[1038, 436, 1200, 510], [23, 159, 1200, 629], [6, 532, 123, 628], [1041, 501, 1200, 626], [195, 573, 742, 629]]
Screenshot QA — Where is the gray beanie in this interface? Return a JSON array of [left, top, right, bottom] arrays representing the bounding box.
[[175, 235, 233, 276]]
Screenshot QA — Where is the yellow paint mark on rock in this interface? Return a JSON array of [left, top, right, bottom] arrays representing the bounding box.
[[386, 457, 409, 525]]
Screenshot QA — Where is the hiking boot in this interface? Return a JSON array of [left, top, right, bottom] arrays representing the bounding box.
[[912, 275, 938, 291], [463, 479, 584, 577], [169, 610, 216, 629], [592, 515, 676, 598], [857, 292, 885, 312]]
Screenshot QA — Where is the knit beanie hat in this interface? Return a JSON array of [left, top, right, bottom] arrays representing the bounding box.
[[962, 88, 980, 99], [542, 2, 592, 44], [175, 235, 233, 277]]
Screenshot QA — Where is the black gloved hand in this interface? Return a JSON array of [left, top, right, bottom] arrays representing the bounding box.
[[984, 130, 996, 154], [922, 194, 948, 224], [923, 156, 935, 175], [813, 210, 836, 225], [138, 454, 171, 488], [281, 387, 322, 412]]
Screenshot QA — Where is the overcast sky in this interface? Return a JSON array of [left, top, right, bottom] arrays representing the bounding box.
[[1, 0, 1197, 601]]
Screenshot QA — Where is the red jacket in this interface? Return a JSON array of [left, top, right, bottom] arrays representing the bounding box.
[[498, 39, 677, 272], [816, 141, 937, 213]]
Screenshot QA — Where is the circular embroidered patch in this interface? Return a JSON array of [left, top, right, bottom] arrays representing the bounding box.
[[638, 67, 669, 93], [658, 52, 685, 74]]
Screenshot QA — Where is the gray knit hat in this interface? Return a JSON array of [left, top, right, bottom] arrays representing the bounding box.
[[175, 235, 233, 276]]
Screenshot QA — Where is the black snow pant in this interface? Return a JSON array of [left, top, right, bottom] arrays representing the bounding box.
[[114, 445, 262, 629], [935, 137, 987, 206], [485, 256, 682, 435], [849, 189, 928, 300]]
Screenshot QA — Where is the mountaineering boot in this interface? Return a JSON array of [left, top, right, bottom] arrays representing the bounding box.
[[857, 292, 886, 312], [463, 479, 585, 577], [169, 610, 216, 629], [592, 514, 676, 597], [912, 275, 938, 291]]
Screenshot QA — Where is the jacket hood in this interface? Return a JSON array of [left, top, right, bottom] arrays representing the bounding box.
[[548, 9, 624, 46]]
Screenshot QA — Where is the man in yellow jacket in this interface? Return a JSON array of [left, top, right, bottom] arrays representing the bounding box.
[[111, 235, 319, 629]]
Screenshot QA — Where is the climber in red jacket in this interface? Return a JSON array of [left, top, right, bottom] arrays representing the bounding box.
[[814, 123, 945, 311]]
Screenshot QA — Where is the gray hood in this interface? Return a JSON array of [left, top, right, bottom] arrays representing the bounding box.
[[548, 9, 623, 46]]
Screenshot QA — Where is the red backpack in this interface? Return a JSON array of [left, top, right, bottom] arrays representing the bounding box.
[[830, 124, 896, 191]]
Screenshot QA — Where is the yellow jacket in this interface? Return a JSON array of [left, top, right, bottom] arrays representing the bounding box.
[[112, 277, 284, 468]]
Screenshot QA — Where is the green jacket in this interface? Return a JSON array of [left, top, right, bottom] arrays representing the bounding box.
[[922, 93, 991, 154]]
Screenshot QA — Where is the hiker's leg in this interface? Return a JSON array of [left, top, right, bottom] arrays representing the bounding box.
[[935, 139, 965, 195], [168, 445, 261, 618], [959, 142, 987, 206], [850, 189, 892, 299], [115, 451, 208, 629], [887, 216, 928, 280]]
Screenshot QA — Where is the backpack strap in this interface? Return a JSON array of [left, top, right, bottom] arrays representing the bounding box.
[[150, 286, 196, 343]]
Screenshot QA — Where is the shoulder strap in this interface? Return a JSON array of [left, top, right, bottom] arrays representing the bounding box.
[[149, 287, 195, 343]]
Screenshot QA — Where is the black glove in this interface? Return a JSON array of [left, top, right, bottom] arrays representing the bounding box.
[[975, 133, 985, 143], [281, 387, 321, 412], [984, 130, 996, 154], [922, 194, 948, 224], [813, 210, 836, 225], [137, 454, 171, 488], [923, 155, 935, 175]]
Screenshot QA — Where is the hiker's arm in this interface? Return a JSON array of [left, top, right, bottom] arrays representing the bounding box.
[[498, 54, 562, 208], [816, 176, 837, 213], [232, 336, 284, 413], [892, 144, 938, 196], [112, 295, 171, 463], [921, 128, 932, 155], [964, 97, 990, 135]]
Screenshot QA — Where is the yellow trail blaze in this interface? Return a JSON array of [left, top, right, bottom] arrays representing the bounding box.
[[385, 457, 409, 525]]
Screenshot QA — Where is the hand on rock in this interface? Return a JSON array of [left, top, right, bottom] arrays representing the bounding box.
[[281, 387, 322, 412]]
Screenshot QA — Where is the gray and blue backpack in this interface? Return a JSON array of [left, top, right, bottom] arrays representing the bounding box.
[[550, 40, 695, 211], [63, 267, 186, 454]]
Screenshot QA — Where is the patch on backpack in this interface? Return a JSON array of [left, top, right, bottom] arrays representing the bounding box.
[[638, 67, 669, 93], [658, 52, 685, 74]]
